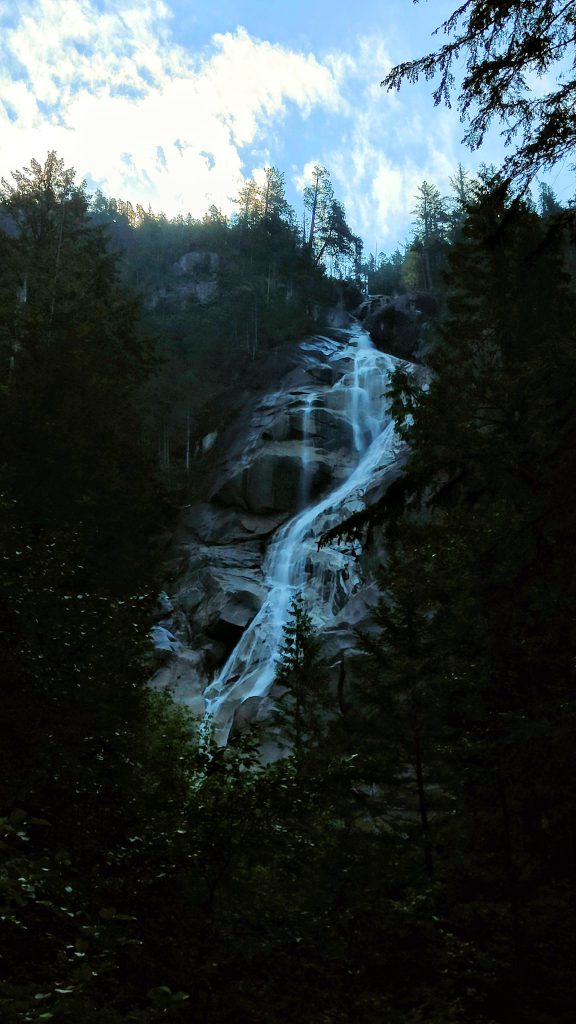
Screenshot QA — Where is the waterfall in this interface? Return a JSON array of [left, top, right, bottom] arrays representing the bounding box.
[[299, 392, 315, 509], [203, 324, 402, 741]]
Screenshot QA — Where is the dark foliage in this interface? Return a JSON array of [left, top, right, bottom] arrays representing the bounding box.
[[2, 149, 576, 1024], [383, 1, 576, 191]]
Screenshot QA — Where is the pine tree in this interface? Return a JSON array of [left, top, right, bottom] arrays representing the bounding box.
[[0, 152, 159, 579], [359, 540, 442, 879], [380, 185, 576, 1016], [0, 152, 162, 819], [410, 179, 450, 290], [382, 1, 576, 190], [303, 166, 357, 269], [272, 595, 330, 769]]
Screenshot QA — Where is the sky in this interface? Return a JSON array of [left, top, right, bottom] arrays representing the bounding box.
[[0, 0, 573, 253]]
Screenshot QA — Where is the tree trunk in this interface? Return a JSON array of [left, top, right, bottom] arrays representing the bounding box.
[[50, 203, 65, 321], [308, 177, 319, 249]]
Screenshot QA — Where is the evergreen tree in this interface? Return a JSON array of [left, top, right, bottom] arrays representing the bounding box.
[[0, 151, 163, 828], [379, 185, 576, 1019], [0, 152, 159, 578], [303, 166, 357, 270], [409, 180, 450, 290], [383, 1, 576, 190], [261, 166, 290, 223], [272, 594, 330, 768], [448, 163, 479, 237], [359, 541, 442, 879]]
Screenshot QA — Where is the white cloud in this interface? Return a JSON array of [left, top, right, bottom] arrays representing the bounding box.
[[293, 160, 325, 193], [282, 31, 447, 247], [305, 33, 470, 248], [0, 1, 344, 216], [0, 5, 506, 247]]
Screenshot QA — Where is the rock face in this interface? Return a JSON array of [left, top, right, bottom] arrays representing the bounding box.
[[148, 251, 219, 309], [151, 320, 409, 743], [355, 292, 438, 361]]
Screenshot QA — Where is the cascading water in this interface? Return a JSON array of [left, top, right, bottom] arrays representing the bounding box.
[[299, 392, 315, 509], [203, 323, 402, 741]]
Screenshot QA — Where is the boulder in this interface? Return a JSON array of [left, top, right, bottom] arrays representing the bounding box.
[[357, 292, 439, 361], [189, 546, 267, 650]]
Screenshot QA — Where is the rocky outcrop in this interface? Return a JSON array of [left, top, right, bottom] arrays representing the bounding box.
[[148, 250, 219, 310], [355, 292, 438, 361]]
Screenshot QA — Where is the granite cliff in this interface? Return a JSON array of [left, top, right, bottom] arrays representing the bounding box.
[[150, 318, 411, 749]]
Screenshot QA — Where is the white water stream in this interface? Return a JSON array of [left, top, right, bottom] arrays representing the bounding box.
[[203, 324, 402, 740]]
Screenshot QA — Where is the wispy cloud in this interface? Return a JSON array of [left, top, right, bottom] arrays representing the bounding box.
[[311, 34, 464, 247]]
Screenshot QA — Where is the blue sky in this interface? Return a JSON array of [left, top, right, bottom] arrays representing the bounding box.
[[0, 1, 573, 253]]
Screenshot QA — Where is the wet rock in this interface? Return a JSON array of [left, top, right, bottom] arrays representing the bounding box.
[[306, 364, 343, 386], [211, 447, 334, 513], [184, 503, 287, 545], [311, 406, 354, 451]]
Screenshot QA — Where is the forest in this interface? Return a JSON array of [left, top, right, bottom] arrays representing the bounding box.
[[1, 2, 576, 1022]]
